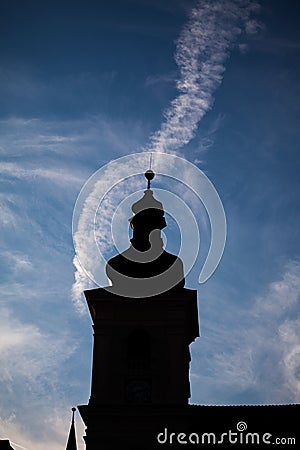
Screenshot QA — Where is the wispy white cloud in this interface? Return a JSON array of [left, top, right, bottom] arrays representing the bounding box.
[[71, 255, 96, 314], [0, 194, 20, 228], [0, 162, 89, 449], [0, 409, 86, 450], [0, 305, 85, 450], [279, 319, 300, 402], [147, 0, 261, 154], [191, 259, 300, 404], [0, 161, 85, 186], [1, 251, 33, 276], [145, 71, 177, 87], [0, 114, 146, 159], [0, 306, 76, 384], [0, 114, 149, 318], [253, 260, 300, 402]]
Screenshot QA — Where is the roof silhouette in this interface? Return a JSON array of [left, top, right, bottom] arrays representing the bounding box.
[[0, 441, 14, 450]]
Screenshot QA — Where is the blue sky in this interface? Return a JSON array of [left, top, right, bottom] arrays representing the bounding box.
[[0, 0, 300, 449]]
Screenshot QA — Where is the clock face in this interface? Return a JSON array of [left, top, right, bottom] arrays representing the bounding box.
[[125, 380, 151, 403]]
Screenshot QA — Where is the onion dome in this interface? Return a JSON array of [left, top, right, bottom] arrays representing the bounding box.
[[129, 169, 166, 230]]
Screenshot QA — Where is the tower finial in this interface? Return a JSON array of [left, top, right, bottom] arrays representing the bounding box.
[[145, 153, 155, 189]]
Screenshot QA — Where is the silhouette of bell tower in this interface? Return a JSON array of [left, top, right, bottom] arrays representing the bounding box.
[[78, 168, 199, 449]]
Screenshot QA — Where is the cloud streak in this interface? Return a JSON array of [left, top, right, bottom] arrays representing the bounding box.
[[71, 0, 261, 305], [0, 305, 83, 450], [191, 259, 300, 404], [147, 0, 261, 154]]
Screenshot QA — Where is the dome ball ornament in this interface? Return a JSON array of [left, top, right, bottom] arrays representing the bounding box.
[[145, 169, 155, 189]]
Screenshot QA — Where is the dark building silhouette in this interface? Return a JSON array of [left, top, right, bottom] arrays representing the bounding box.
[[77, 169, 300, 449], [78, 170, 199, 448], [65, 408, 77, 450], [105, 174, 185, 298], [0, 441, 14, 450]]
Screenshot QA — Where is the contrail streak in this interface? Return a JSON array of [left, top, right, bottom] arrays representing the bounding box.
[[72, 0, 261, 307], [147, 0, 260, 154]]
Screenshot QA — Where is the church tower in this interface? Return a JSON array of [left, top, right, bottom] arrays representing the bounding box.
[[78, 169, 199, 449]]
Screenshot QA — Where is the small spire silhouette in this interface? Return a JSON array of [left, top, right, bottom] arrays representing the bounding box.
[[65, 407, 77, 450]]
